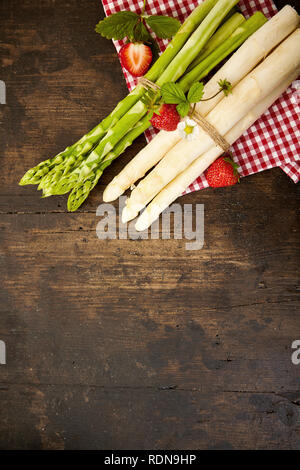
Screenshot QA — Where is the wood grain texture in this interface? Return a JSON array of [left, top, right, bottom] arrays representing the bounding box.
[[0, 0, 299, 450]]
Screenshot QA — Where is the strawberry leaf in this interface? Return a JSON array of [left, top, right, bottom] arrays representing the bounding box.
[[176, 101, 190, 118], [187, 82, 204, 103], [95, 11, 140, 40], [161, 82, 186, 104], [144, 15, 181, 39], [134, 20, 151, 42]]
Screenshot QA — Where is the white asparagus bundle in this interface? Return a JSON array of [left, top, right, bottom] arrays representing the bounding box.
[[122, 28, 300, 223], [135, 72, 299, 231], [103, 5, 299, 203]]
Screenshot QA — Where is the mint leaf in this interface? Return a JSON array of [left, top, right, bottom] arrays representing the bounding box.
[[95, 11, 139, 40], [161, 82, 186, 104], [176, 101, 190, 118], [145, 15, 181, 39], [187, 82, 204, 103]]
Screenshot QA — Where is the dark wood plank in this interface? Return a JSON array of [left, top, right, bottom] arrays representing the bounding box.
[[0, 385, 299, 450], [0, 0, 299, 450]]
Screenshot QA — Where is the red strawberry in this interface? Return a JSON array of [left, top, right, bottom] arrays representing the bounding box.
[[150, 104, 181, 131], [205, 155, 240, 188], [119, 43, 152, 77]]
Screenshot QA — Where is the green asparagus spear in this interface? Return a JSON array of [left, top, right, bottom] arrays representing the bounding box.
[[145, 0, 218, 82], [37, 149, 91, 191], [67, 114, 152, 211], [186, 11, 245, 72], [19, 153, 66, 186], [179, 12, 267, 91], [19, 121, 108, 186], [156, 0, 240, 86]]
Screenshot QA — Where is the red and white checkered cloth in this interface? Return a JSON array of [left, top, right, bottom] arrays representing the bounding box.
[[101, 0, 300, 190]]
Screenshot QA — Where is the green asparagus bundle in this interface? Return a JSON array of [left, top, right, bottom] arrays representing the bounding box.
[[68, 114, 152, 211], [20, 0, 265, 212]]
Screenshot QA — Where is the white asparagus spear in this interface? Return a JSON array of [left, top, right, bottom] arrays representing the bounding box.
[[197, 4, 299, 115], [103, 130, 181, 202], [103, 6, 299, 203], [122, 29, 300, 223], [135, 72, 299, 231]]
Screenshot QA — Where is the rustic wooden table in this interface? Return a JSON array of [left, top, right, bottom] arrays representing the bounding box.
[[0, 0, 299, 450]]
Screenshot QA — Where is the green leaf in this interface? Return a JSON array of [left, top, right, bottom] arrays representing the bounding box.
[[187, 82, 204, 103], [145, 15, 181, 39], [218, 78, 232, 97], [161, 82, 186, 104], [176, 101, 190, 118], [223, 156, 240, 181], [134, 20, 151, 42], [95, 11, 140, 40]]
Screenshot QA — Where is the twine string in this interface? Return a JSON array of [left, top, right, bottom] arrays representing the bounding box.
[[138, 77, 161, 93], [138, 77, 230, 152], [189, 110, 230, 152]]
